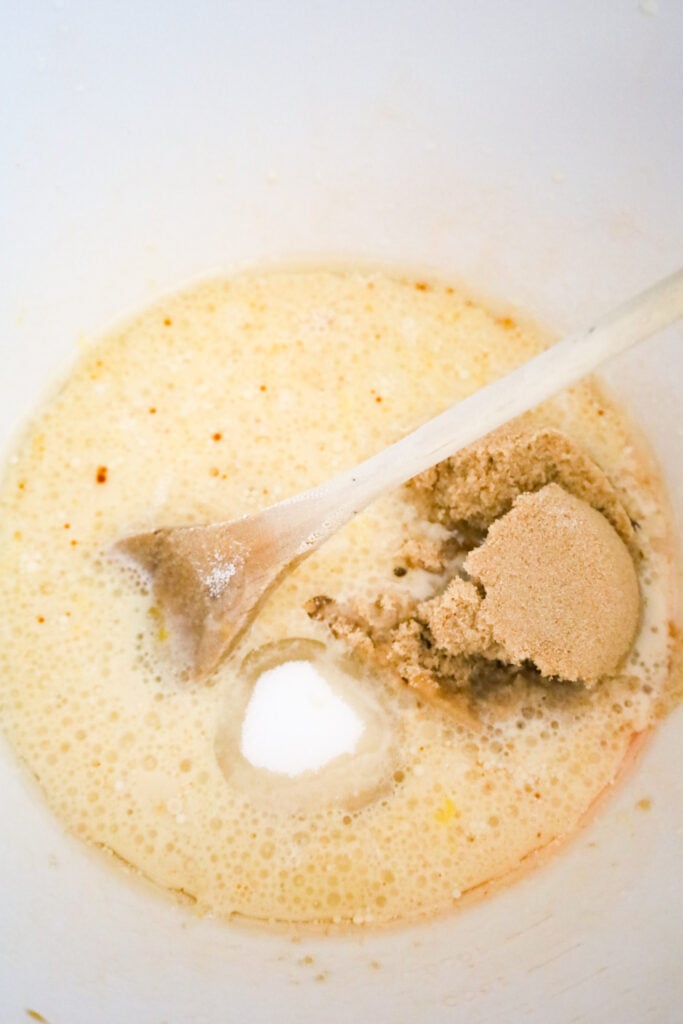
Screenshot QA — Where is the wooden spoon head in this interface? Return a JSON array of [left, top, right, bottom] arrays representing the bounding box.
[[117, 518, 285, 680]]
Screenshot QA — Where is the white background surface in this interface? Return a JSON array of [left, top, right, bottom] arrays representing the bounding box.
[[1, 2, 682, 1022]]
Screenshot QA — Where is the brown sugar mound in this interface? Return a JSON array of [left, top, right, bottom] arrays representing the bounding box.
[[307, 423, 641, 701], [408, 421, 634, 546], [465, 484, 640, 685], [417, 577, 491, 657], [305, 592, 476, 702]]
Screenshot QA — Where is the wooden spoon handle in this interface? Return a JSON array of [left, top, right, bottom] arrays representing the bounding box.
[[285, 268, 683, 548]]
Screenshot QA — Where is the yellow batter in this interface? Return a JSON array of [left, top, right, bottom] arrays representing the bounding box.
[[0, 268, 676, 925]]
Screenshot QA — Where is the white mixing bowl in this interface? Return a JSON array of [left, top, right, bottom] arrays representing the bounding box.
[[2, 3, 682, 1021]]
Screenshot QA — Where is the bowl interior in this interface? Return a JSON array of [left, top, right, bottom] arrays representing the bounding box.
[[2, 3, 682, 1022]]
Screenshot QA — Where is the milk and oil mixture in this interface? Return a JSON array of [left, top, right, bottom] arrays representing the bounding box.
[[0, 269, 677, 925]]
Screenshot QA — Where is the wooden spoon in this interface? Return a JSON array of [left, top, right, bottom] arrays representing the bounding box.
[[117, 268, 683, 680]]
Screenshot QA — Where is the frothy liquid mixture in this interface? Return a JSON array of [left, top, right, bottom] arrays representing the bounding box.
[[0, 269, 677, 925]]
